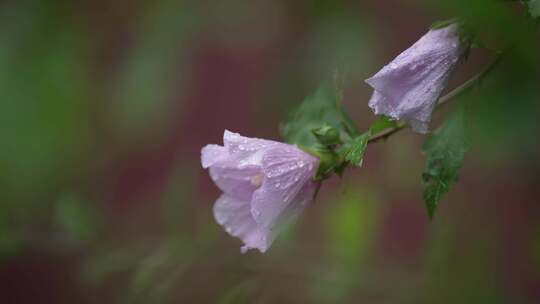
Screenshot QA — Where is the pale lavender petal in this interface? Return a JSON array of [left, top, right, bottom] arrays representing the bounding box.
[[368, 91, 395, 118], [251, 145, 319, 230], [201, 144, 228, 168], [213, 194, 274, 253], [202, 130, 320, 253], [202, 131, 268, 200], [223, 130, 277, 153], [209, 165, 261, 201], [267, 180, 317, 232], [365, 24, 464, 133]]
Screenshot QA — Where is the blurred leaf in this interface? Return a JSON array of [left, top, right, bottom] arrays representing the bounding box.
[[426, 219, 503, 303], [82, 250, 140, 284], [313, 188, 379, 303], [420, 0, 526, 51], [55, 193, 98, 242], [0, 1, 92, 226], [281, 83, 357, 148], [528, 0, 540, 18], [422, 106, 469, 218], [325, 189, 378, 264], [110, 1, 197, 141], [125, 240, 196, 304], [0, 228, 22, 260], [215, 280, 254, 304]]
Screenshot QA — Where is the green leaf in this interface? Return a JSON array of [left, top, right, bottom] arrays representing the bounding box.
[[313, 147, 341, 179], [369, 116, 399, 134], [281, 82, 362, 179], [422, 106, 469, 218], [339, 132, 371, 167], [280, 82, 357, 149]]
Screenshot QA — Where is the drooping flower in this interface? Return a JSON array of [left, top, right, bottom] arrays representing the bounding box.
[[201, 130, 319, 253], [365, 23, 466, 133]]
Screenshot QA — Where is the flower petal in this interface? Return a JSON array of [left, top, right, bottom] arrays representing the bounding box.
[[202, 130, 273, 200], [213, 194, 273, 253], [365, 24, 464, 133], [251, 145, 319, 229], [223, 130, 277, 153], [209, 165, 261, 201], [201, 144, 228, 168], [267, 179, 317, 231]]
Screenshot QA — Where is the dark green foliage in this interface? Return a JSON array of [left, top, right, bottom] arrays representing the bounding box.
[[338, 133, 370, 167], [281, 83, 362, 178], [422, 106, 469, 218], [527, 0, 540, 18], [280, 83, 357, 149]]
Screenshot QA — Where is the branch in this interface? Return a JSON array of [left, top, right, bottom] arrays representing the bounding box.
[[367, 54, 503, 144]]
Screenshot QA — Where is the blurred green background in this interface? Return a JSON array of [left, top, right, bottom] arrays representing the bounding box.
[[1, 0, 539, 303]]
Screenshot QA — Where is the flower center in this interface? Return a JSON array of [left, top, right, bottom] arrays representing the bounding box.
[[250, 173, 264, 187]]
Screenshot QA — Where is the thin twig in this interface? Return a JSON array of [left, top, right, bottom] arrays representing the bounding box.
[[367, 54, 503, 144]]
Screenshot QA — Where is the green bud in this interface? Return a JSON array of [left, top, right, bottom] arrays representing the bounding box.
[[312, 124, 342, 146]]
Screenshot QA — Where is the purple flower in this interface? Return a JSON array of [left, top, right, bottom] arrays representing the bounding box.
[[365, 24, 465, 133], [201, 130, 319, 253]]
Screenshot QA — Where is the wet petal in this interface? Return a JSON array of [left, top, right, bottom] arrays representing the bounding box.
[[213, 194, 273, 253], [268, 180, 317, 232], [202, 130, 270, 200], [209, 165, 262, 201], [202, 130, 321, 253], [251, 145, 319, 229], [223, 130, 277, 153], [365, 24, 464, 133], [201, 144, 228, 168]]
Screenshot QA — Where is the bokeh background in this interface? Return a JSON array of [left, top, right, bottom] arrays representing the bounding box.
[[1, 0, 540, 303]]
